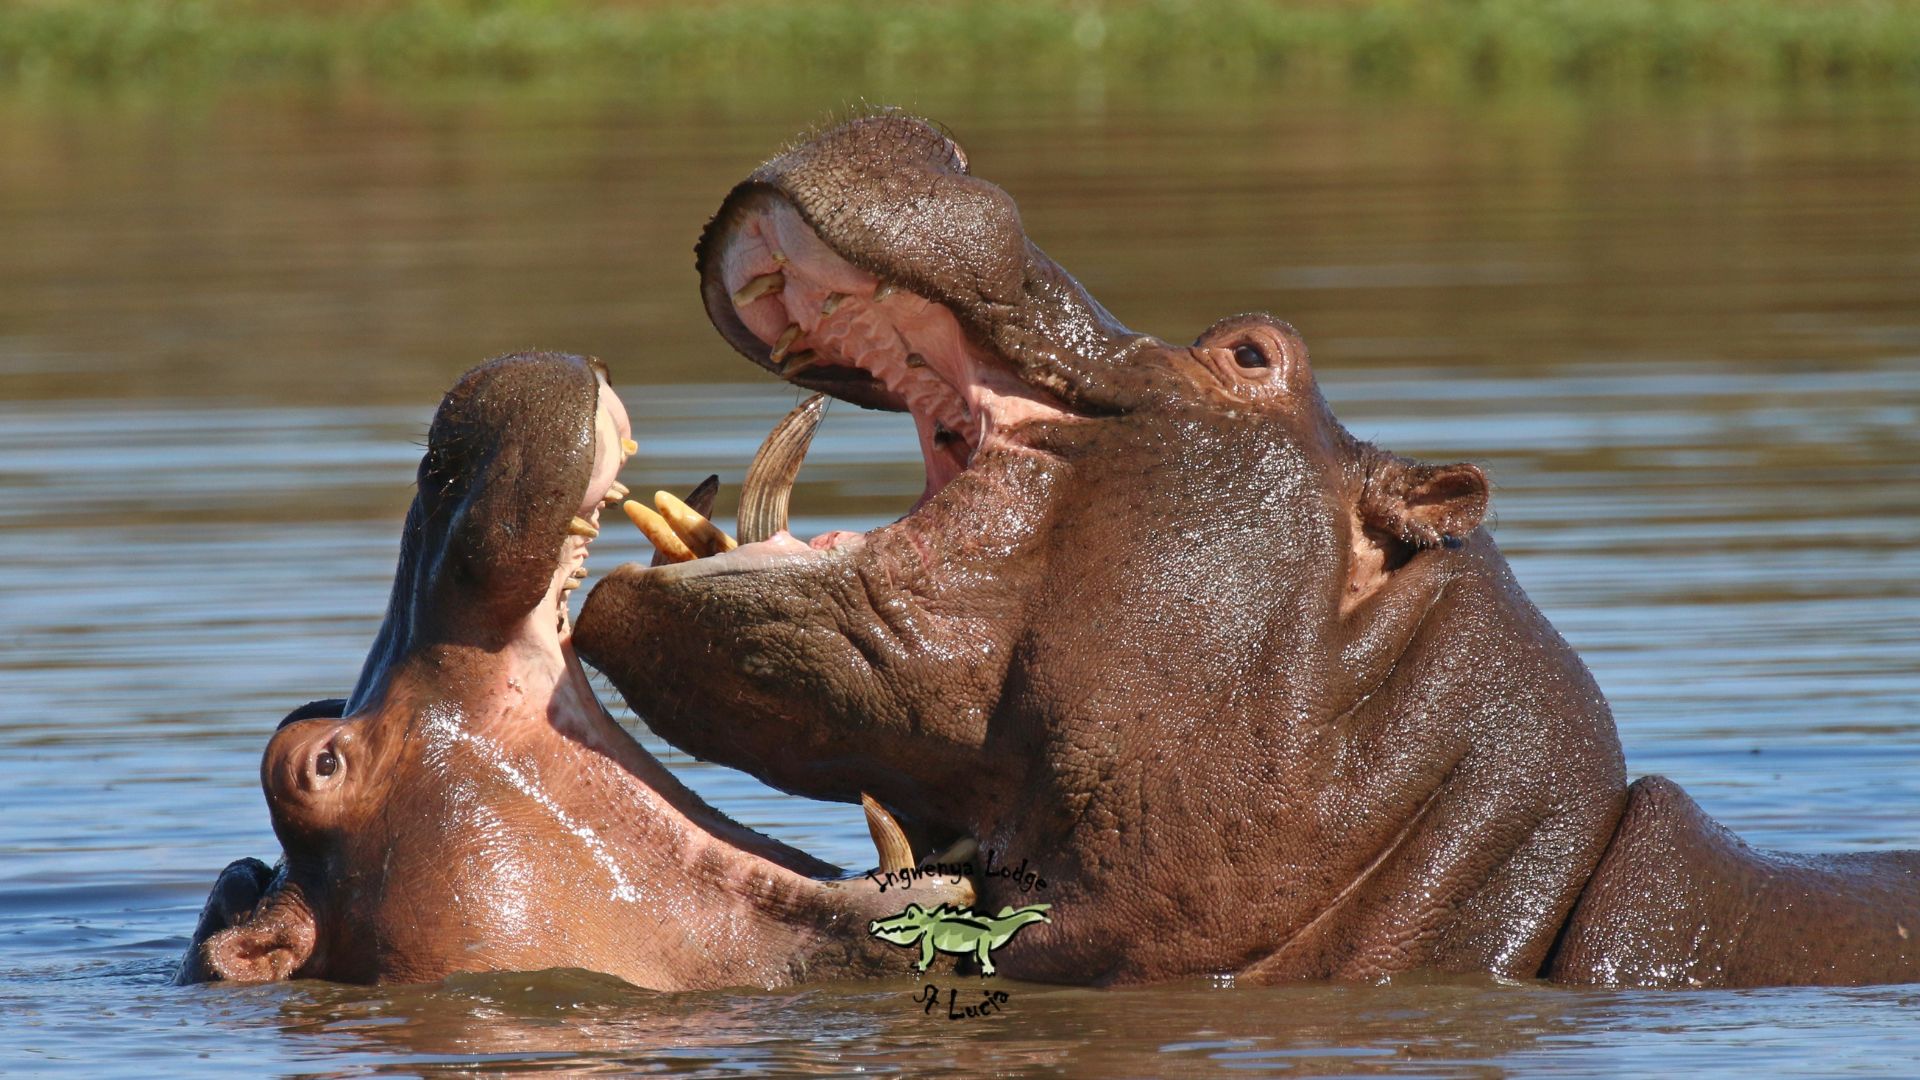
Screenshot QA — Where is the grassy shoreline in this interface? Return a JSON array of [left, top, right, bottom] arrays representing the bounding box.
[[3, 0, 1918, 94]]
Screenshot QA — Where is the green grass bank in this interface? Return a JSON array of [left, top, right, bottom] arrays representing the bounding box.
[[4, 0, 1919, 94]]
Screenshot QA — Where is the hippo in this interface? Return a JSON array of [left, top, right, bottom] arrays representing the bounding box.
[[573, 114, 1920, 988], [177, 351, 966, 988]]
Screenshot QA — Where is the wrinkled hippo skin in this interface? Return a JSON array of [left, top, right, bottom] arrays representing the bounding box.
[[574, 114, 1920, 988], [178, 351, 961, 989]]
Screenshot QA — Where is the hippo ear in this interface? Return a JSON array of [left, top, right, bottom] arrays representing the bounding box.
[[174, 858, 278, 984], [202, 883, 317, 983], [1360, 453, 1489, 548]]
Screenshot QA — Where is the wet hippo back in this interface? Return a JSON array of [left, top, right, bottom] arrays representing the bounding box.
[[1551, 776, 1920, 987]]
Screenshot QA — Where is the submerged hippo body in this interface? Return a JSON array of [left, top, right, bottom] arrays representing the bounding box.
[[574, 115, 1920, 988], [178, 352, 963, 988]]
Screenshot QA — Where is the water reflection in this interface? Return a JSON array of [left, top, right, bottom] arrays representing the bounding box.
[[185, 970, 1920, 1077], [1, 83, 1917, 1075]]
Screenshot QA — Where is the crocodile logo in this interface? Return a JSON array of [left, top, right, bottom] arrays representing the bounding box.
[[868, 902, 1052, 976]]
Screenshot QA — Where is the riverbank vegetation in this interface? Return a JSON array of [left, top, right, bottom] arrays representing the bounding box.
[[3, 0, 1918, 95]]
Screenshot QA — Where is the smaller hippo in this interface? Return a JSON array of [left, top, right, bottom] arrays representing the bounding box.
[[177, 351, 966, 989], [869, 903, 1052, 976]]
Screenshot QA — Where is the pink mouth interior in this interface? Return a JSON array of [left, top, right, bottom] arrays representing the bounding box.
[[719, 201, 1068, 552]]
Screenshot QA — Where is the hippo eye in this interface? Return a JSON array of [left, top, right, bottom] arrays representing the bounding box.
[[315, 749, 339, 778], [1232, 344, 1270, 370]]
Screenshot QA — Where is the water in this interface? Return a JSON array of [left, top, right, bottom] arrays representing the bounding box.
[[3, 85, 1918, 1075]]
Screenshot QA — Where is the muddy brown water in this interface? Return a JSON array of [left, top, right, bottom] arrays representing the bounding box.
[[2, 85, 1917, 1075]]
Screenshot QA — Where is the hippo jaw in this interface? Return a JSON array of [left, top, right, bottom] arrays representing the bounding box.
[[181, 352, 965, 990]]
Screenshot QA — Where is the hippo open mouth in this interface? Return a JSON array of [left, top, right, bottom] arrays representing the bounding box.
[[694, 197, 1076, 561], [609, 115, 1168, 582], [180, 351, 966, 989]]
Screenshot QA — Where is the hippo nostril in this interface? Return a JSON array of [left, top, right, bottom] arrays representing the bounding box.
[[315, 749, 338, 778]]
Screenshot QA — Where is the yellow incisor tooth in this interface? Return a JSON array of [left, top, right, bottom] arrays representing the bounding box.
[[821, 293, 845, 316], [872, 282, 896, 302], [730, 271, 785, 308], [862, 793, 916, 873], [769, 324, 802, 364], [653, 490, 738, 557], [567, 516, 600, 539], [602, 480, 630, 505], [621, 437, 638, 457], [624, 501, 696, 563], [781, 351, 820, 379]]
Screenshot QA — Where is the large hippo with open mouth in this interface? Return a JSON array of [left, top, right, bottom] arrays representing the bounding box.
[[574, 114, 1920, 988], [177, 351, 965, 988]]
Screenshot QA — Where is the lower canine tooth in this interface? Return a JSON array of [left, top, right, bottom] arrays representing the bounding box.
[[781, 351, 820, 378], [620, 437, 638, 457], [738, 393, 827, 545], [567, 516, 600, 539], [862, 793, 915, 873], [624, 501, 697, 563], [730, 271, 785, 308], [684, 474, 720, 517], [769, 324, 802, 364]]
